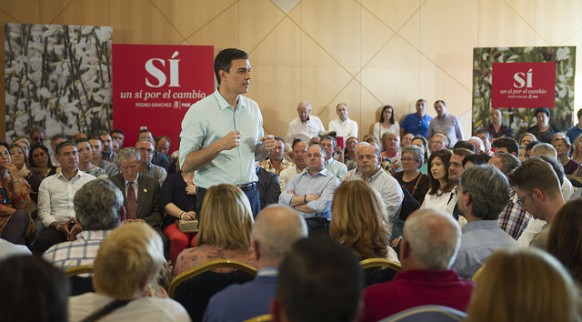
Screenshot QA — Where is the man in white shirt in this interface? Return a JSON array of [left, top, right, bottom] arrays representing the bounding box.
[[328, 103, 358, 139], [34, 141, 96, 255], [285, 102, 325, 148]]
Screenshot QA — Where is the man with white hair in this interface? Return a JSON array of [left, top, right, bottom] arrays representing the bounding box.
[[285, 102, 325, 147], [468, 136, 485, 154], [204, 205, 308, 321], [360, 209, 474, 322], [328, 103, 358, 139]]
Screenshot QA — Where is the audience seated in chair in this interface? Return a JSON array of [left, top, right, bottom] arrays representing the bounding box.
[[204, 205, 307, 322], [174, 183, 256, 276], [360, 208, 474, 322], [379, 305, 466, 322], [271, 236, 363, 322], [359, 257, 402, 287], [171, 259, 257, 322], [465, 248, 579, 322], [69, 223, 189, 322], [0, 255, 70, 322], [330, 180, 398, 262], [452, 165, 516, 279]]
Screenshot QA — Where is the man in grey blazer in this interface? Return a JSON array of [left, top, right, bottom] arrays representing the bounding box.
[[109, 147, 163, 230]]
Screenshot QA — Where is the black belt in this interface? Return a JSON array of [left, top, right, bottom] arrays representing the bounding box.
[[197, 182, 256, 192], [237, 182, 256, 192]]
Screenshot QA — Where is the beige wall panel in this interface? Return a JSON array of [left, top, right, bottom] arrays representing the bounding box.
[[0, 0, 40, 23], [239, 0, 285, 52], [151, 0, 236, 39], [361, 36, 421, 115], [38, 0, 71, 23], [360, 7, 395, 67], [247, 18, 300, 137], [109, 0, 185, 44], [507, 0, 582, 44], [297, 0, 362, 75], [298, 33, 353, 124], [185, 4, 239, 52], [416, 0, 477, 88], [475, 0, 539, 47], [360, 0, 423, 31], [48, 0, 109, 26]]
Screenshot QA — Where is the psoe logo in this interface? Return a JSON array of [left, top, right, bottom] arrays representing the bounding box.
[[145, 51, 181, 88], [513, 68, 533, 89]]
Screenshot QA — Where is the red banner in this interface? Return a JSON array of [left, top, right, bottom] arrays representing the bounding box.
[[491, 62, 556, 108], [112, 44, 214, 152]]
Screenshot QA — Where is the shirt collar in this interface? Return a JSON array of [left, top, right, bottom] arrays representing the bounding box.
[[214, 89, 247, 110]]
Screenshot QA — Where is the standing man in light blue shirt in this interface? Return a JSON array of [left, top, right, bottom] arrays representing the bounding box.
[[179, 48, 275, 217]]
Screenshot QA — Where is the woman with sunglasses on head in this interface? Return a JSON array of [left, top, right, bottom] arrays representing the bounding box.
[[0, 142, 34, 245]]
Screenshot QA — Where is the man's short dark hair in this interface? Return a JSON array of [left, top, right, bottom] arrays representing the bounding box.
[[492, 137, 519, 156], [55, 141, 75, 155], [111, 129, 125, 136], [276, 236, 363, 322], [535, 107, 551, 118], [475, 128, 491, 139], [509, 157, 562, 198], [453, 140, 474, 152], [214, 48, 249, 85], [291, 139, 305, 150], [462, 154, 491, 167], [51, 133, 67, 142]]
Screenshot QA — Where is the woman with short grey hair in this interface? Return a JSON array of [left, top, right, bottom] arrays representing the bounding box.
[[393, 146, 430, 205]]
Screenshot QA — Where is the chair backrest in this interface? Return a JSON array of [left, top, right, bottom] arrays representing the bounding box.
[[360, 258, 402, 287], [243, 314, 272, 322], [169, 259, 258, 322], [472, 265, 485, 282], [379, 305, 467, 322], [65, 264, 94, 296]]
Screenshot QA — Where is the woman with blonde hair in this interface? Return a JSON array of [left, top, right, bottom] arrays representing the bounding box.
[[466, 248, 579, 322], [69, 222, 189, 321], [330, 180, 397, 261], [174, 184, 255, 275]]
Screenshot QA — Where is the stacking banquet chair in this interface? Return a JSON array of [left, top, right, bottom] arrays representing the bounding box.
[[379, 305, 467, 322], [65, 264, 94, 296], [169, 259, 258, 322], [243, 314, 272, 322], [359, 258, 402, 287]]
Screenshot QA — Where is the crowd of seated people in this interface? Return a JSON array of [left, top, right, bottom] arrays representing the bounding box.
[[2, 101, 582, 321]]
